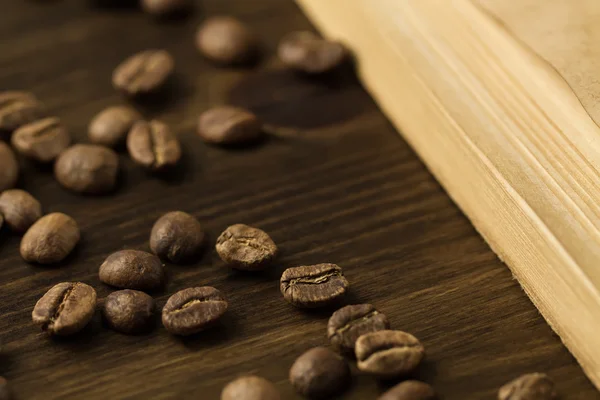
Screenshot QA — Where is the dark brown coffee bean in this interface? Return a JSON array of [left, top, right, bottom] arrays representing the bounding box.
[[113, 50, 174, 96], [11, 117, 70, 163], [289, 347, 350, 399], [141, 0, 191, 16], [280, 263, 349, 308], [0, 376, 10, 400], [278, 31, 347, 74], [221, 375, 280, 400], [378, 381, 436, 400], [127, 120, 181, 170], [20, 213, 80, 264], [162, 287, 228, 336], [0, 91, 45, 132], [150, 211, 204, 263], [327, 304, 390, 353], [196, 17, 258, 65], [32, 282, 97, 336], [88, 106, 142, 147], [0, 142, 18, 192], [197, 106, 262, 145], [498, 373, 557, 400], [355, 330, 425, 378], [216, 224, 277, 271], [103, 290, 155, 334], [0, 189, 42, 233], [99, 250, 165, 291], [54, 144, 119, 194]]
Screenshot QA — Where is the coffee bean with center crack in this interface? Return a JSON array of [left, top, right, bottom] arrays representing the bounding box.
[[162, 287, 228, 336], [216, 224, 277, 271], [11, 117, 71, 163], [280, 264, 349, 308], [327, 304, 390, 353], [127, 120, 181, 170], [112, 50, 174, 96]]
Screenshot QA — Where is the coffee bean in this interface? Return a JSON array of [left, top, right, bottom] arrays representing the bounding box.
[[327, 304, 390, 353], [498, 373, 557, 400], [88, 106, 142, 147], [0, 189, 42, 233], [289, 347, 350, 399], [278, 31, 347, 74], [0, 376, 10, 400], [113, 50, 174, 96], [0, 91, 44, 132], [32, 282, 97, 336], [355, 330, 425, 378], [99, 250, 165, 291], [103, 290, 155, 334], [0, 142, 18, 192], [197, 106, 262, 145], [378, 381, 436, 400], [11, 117, 70, 163], [141, 0, 191, 16], [221, 375, 280, 400], [127, 120, 181, 170], [280, 263, 349, 308], [150, 211, 204, 263], [162, 286, 228, 336], [54, 144, 119, 194], [20, 213, 80, 264], [216, 224, 277, 271], [196, 17, 258, 65]]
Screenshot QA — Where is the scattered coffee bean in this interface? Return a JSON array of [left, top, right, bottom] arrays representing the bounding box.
[[54, 144, 119, 194], [0, 142, 18, 192], [112, 50, 174, 96], [498, 373, 557, 400], [197, 106, 262, 145], [99, 250, 165, 291], [280, 263, 349, 308], [216, 224, 277, 271], [0, 91, 44, 132], [103, 289, 155, 334], [20, 213, 80, 264], [221, 375, 280, 400], [127, 120, 181, 170], [355, 330, 425, 378], [11, 117, 70, 163], [141, 0, 191, 16], [0, 189, 42, 233], [88, 105, 142, 147], [196, 17, 258, 65], [162, 286, 228, 335], [278, 31, 347, 74], [150, 211, 205, 263], [378, 381, 436, 400], [289, 347, 350, 399], [327, 304, 390, 353], [32, 282, 97, 336], [0, 376, 10, 400]]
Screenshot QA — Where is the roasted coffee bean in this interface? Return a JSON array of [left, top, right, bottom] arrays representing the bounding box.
[[150, 211, 205, 263], [11, 117, 70, 163], [99, 250, 165, 291], [20, 213, 80, 264], [498, 373, 557, 400], [216, 224, 277, 270], [127, 120, 181, 170], [54, 144, 119, 194], [289, 347, 350, 399], [221, 375, 280, 400], [328, 304, 390, 353], [280, 263, 348, 308], [0, 376, 10, 400], [355, 330, 425, 378], [0, 189, 42, 233], [197, 106, 262, 145], [162, 287, 228, 335], [0, 91, 44, 132], [378, 381, 437, 400], [32, 282, 97, 336], [88, 105, 142, 147], [278, 31, 347, 74], [141, 0, 191, 16], [113, 50, 174, 96], [0, 142, 18, 192], [196, 17, 258, 65], [103, 290, 155, 334]]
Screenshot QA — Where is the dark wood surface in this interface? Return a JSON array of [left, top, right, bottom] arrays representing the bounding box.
[[0, 1, 597, 399]]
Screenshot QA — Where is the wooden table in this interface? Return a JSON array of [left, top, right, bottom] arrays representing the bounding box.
[[0, 1, 597, 399]]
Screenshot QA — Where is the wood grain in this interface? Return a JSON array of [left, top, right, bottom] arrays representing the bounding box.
[[0, 0, 597, 399]]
